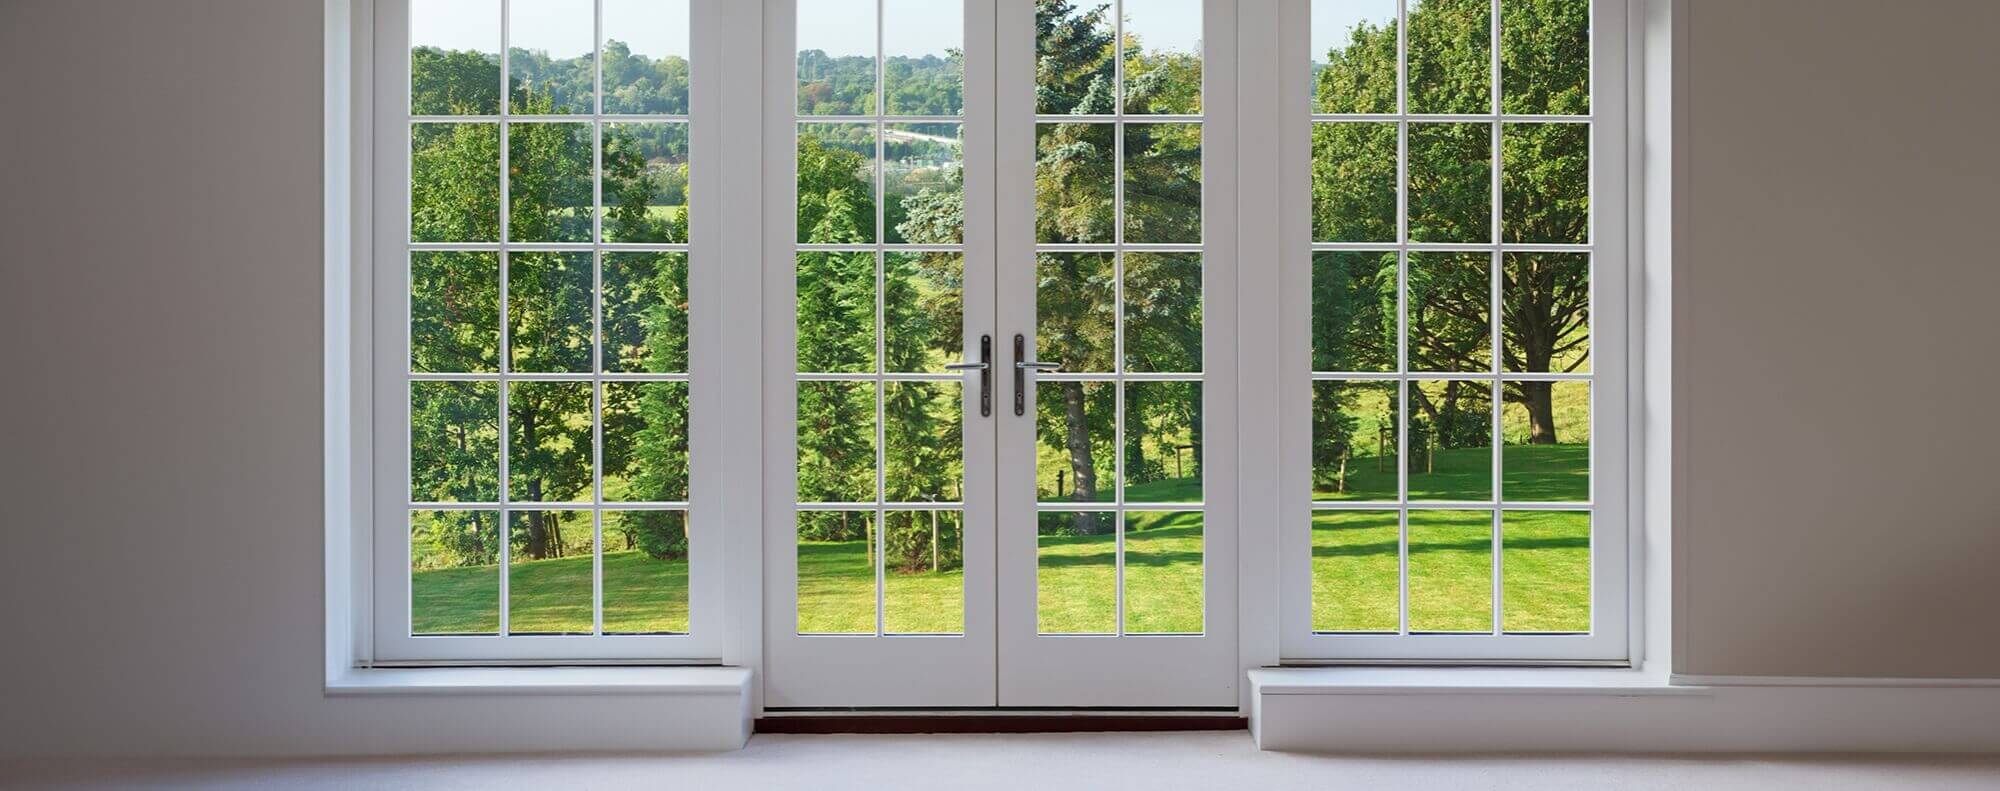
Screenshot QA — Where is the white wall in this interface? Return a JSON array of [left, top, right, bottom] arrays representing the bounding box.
[[1674, 0, 2000, 679], [0, 0, 732, 758], [2, 0, 1998, 759]]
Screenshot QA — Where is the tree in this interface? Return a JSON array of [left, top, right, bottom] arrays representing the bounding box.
[[1312, 0, 1590, 452], [409, 47, 690, 563]]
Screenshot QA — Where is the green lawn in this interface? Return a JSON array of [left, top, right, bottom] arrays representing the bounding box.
[[410, 550, 688, 635], [413, 485, 1588, 637], [1315, 442, 1590, 502], [1311, 509, 1591, 633]]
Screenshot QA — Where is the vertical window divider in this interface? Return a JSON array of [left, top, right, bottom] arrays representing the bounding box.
[[1393, 0, 1411, 637], [1488, 0, 1506, 638], [590, 0, 607, 638], [1110, 0, 1129, 637], [495, 0, 515, 638], [873, 0, 889, 638]]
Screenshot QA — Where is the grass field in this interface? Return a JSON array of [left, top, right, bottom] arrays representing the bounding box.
[[412, 445, 1589, 635], [1315, 442, 1589, 502], [411, 550, 689, 635]]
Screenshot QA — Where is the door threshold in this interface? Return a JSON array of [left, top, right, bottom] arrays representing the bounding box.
[[757, 710, 1247, 734]]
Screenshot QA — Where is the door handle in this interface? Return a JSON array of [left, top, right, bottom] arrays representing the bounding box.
[[947, 335, 992, 417], [1011, 334, 1061, 416]]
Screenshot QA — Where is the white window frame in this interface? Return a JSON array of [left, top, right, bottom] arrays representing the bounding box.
[[1273, 0, 1633, 663], [363, 0, 731, 663], [327, 0, 1648, 680]]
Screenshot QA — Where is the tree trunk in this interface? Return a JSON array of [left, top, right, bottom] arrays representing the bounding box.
[[1062, 382, 1103, 535], [1126, 388, 1148, 485], [1520, 380, 1560, 444]]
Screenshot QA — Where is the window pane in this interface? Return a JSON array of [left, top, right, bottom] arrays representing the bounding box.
[[410, 510, 500, 634], [508, 381, 593, 503], [1124, 381, 1201, 503], [884, 252, 963, 373], [797, 510, 875, 633], [795, 251, 876, 373], [1503, 380, 1588, 501], [883, 0, 963, 116], [411, 0, 501, 116], [797, 381, 877, 503], [411, 122, 500, 243], [1311, 509, 1400, 632], [1502, 123, 1588, 244], [1037, 253, 1115, 374], [1408, 379, 1492, 501], [885, 124, 964, 245], [1311, 251, 1396, 372], [411, 381, 500, 502], [1122, 123, 1202, 244], [1037, 381, 1116, 504], [601, 382, 689, 502], [1036, 122, 1116, 244], [603, 0, 691, 115], [1502, 510, 1589, 632], [602, 122, 690, 244], [1501, 0, 1588, 115], [798, 124, 878, 244], [411, 251, 499, 373], [883, 510, 964, 634], [1407, 509, 1492, 632], [1037, 511, 1117, 634], [1313, 380, 1399, 501], [507, 509, 594, 634], [1124, 511, 1203, 633], [508, 0, 594, 115], [508, 122, 594, 242], [884, 382, 963, 502], [1124, 253, 1202, 372], [601, 510, 690, 633], [1501, 252, 1589, 373], [1122, 0, 1202, 115], [1406, 0, 1491, 114], [797, 0, 876, 116], [1407, 122, 1491, 243], [1311, 122, 1397, 243], [508, 251, 593, 373], [1311, 0, 1397, 114], [1407, 251, 1491, 373], [601, 252, 689, 374], [1035, 0, 1116, 115]]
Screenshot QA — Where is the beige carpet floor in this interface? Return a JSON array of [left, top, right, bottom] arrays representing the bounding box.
[[7, 732, 2000, 790]]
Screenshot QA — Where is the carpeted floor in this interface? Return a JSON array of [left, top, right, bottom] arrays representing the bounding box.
[[7, 732, 2000, 790]]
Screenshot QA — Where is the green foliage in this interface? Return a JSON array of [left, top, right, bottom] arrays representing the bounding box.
[[1311, 0, 1592, 471]]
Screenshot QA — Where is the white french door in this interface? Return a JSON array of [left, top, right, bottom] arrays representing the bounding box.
[[994, 0, 1237, 707], [764, 0, 1236, 708]]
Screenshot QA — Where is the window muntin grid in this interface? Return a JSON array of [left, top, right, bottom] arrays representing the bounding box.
[[1307, 0, 1594, 637], [1033, 0, 1207, 636], [403, 0, 695, 638], [792, 0, 970, 636]]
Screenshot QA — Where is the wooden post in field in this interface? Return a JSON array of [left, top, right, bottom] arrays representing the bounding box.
[[930, 510, 940, 573]]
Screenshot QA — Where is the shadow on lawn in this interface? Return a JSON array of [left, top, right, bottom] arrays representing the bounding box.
[[1312, 534, 1589, 559]]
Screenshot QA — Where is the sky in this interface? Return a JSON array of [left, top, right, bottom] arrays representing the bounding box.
[[1311, 0, 1397, 63], [409, 0, 1203, 62], [412, 0, 691, 59]]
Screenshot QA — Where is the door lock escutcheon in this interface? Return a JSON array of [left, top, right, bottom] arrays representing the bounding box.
[[1012, 334, 1061, 416], [945, 334, 993, 417]]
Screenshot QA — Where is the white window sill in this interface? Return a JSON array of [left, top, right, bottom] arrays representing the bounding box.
[[1250, 666, 1709, 697], [325, 665, 752, 697]]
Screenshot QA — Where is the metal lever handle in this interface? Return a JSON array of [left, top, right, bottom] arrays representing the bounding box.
[[954, 335, 992, 416], [1009, 334, 1062, 416]]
